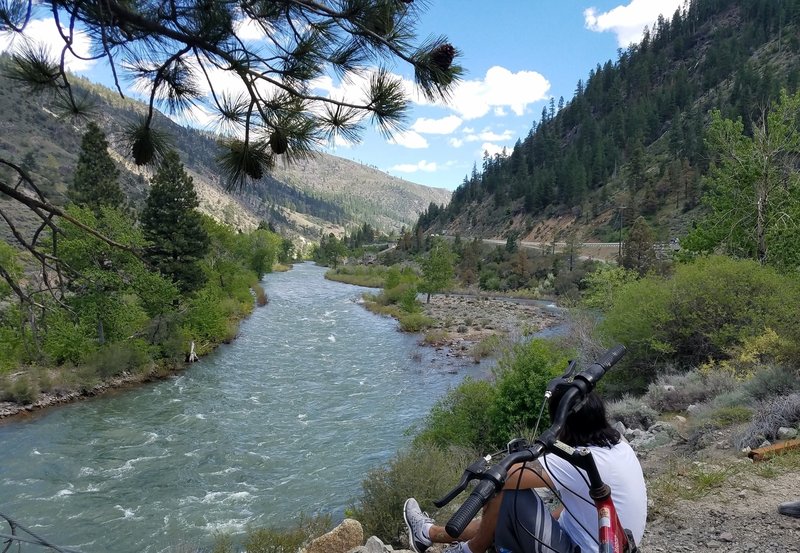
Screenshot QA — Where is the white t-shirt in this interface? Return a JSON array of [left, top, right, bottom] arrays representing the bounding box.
[[541, 441, 647, 553]]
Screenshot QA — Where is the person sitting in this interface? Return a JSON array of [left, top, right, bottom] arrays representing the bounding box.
[[403, 392, 647, 553]]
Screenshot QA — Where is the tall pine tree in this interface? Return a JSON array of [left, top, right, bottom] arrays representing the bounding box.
[[70, 122, 124, 211], [141, 151, 209, 294]]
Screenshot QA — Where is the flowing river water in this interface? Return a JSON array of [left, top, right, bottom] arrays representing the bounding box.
[[0, 263, 488, 552]]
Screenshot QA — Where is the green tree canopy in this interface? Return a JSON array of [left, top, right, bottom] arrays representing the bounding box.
[[684, 90, 800, 271], [69, 122, 124, 211], [419, 237, 453, 303], [141, 151, 210, 293]]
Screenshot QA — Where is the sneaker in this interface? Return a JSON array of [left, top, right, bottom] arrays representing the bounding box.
[[442, 543, 468, 553], [778, 500, 800, 518], [404, 498, 433, 553]]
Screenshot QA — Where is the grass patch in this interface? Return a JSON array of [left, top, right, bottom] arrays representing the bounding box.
[[470, 334, 504, 362], [422, 328, 449, 345], [399, 312, 435, 332], [650, 460, 735, 503], [326, 266, 386, 288]]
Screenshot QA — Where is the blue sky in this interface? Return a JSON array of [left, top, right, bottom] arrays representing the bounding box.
[[0, 0, 685, 191]]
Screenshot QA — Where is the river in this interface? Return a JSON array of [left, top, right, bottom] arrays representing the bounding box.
[[0, 263, 487, 552]]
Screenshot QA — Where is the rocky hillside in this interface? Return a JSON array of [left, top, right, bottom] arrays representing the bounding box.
[[0, 55, 451, 246]]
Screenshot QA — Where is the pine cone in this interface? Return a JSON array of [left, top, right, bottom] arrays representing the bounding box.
[[269, 130, 288, 154], [430, 43, 455, 72]]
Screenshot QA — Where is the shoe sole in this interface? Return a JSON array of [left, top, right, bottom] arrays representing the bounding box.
[[403, 498, 427, 553], [778, 501, 800, 518]]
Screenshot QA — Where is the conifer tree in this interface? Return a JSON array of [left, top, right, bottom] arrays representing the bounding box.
[[141, 151, 209, 293], [70, 122, 123, 211]]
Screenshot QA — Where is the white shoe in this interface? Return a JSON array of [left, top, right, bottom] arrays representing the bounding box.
[[403, 497, 434, 553]]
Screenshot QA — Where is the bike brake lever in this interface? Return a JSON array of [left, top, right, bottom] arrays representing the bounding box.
[[433, 455, 491, 508]]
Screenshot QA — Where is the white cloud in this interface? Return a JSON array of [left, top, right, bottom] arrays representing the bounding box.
[[391, 160, 438, 173], [388, 130, 428, 149], [448, 66, 550, 120], [584, 0, 685, 47], [411, 115, 462, 135], [480, 143, 509, 158], [234, 16, 271, 42], [464, 128, 514, 143], [0, 18, 96, 72], [449, 137, 464, 148]]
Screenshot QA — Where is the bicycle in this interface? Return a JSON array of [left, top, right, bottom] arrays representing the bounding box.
[[432, 344, 640, 553]]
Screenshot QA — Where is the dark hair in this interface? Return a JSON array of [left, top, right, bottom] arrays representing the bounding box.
[[548, 391, 620, 448]]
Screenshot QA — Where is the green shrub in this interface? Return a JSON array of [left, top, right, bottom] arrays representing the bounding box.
[[743, 365, 800, 402], [599, 256, 800, 392], [413, 378, 497, 451], [707, 406, 753, 427], [489, 339, 570, 445], [643, 369, 736, 412], [350, 445, 475, 543], [607, 395, 658, 430], [398, 312, 435, 332], [85, 340, 151, 377], [470, 334, 504, 362]]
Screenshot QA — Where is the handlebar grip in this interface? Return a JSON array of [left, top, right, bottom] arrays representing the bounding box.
[[576, 344, 627, 390], [445, 481, 495, 538], [596, 344, 627, 371]]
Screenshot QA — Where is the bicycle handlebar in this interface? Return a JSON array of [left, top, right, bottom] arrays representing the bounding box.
[[442, 345, 627, 538]]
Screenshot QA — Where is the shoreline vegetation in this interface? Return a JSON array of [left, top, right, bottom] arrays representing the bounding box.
[[0, 263, 293, 422], [327, 266, 565, 363]]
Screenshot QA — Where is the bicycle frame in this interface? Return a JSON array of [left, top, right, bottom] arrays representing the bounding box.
[[547, 441, 635, 553]]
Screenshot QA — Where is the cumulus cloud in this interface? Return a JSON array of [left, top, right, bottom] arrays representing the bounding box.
[[584, 0, 685, 46], [390, 160, 437, 173], [411, 115, 462, 134], [449, 137, 464, 148], [388, 130, 428, 149], [0, 18, 96, 72], [447, 66, 550, 120]]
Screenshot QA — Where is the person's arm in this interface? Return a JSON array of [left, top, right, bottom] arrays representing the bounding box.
[[504, 461, 555, 490]]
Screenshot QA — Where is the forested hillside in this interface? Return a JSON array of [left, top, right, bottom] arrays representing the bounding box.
[[0, 55, 450, 245], [416, 0, 800, 244]]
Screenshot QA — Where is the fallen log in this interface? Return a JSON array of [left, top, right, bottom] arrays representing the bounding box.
[[748, 438, 800, 461]]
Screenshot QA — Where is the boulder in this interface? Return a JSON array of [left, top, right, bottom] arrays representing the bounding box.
[[303, 519, 364, 553], [777, 427, 798, 440]]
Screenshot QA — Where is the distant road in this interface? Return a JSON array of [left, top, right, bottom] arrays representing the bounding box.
[[460, 237, 621, 261]]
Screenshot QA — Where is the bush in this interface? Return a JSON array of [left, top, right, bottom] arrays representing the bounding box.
[[413, 378, 497, 451], [398, 312, 435, 332], [85, 340, 151, 378], [743, 365, 800, 402], [599, 256, 800, 391], [607, 395, 658, 430], [349, 445, 475, 543], [489, 339, 571, 445], [470, 334, 504, 362], [735, 393, 800, 449], [643, 369, 736, 412]]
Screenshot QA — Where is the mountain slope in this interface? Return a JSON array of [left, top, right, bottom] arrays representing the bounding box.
[[0, 56, 451, 246], [417, 0, 800, 245]]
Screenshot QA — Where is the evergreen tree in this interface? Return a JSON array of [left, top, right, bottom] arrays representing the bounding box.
[[141, 151, 209, 293], [621, 216, 656, 276], [70, 122, 123, 211]]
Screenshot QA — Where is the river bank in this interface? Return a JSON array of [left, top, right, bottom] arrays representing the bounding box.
[[417, 294, 564, 359], [0, 264, 297, 422]]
